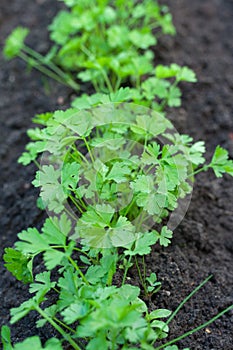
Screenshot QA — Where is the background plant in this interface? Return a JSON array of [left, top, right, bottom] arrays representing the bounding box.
[[4, 0, 176, 93], [4, 0, 175, 92], [3, 0, 197, 113]]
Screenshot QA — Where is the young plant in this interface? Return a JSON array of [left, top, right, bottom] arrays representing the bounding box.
[[3, 0, 176, 92], [2, 103, 233, 349]]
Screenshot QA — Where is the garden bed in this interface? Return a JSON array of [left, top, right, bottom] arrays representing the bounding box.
[[0, 0, 232, 349]]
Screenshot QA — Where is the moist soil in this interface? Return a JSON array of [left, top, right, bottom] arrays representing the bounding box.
[[0, 0, 232, 349]]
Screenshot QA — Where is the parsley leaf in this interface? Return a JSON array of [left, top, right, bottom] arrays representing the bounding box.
[[153, 226, 173, 247], [209, 146, 233, 177]]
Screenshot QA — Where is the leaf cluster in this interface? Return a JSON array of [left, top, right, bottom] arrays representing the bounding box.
[[4, 102, 233, 348]]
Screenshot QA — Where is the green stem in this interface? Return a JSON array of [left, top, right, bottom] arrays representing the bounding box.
[[135, 257, 147, 294], [83, 137, 95, 164], [114, 75, 122, 92], [101, 69, 114, 93], [142, 256, 146, 282], [22, 46, 80, 91], [68, 256, 89, 284], [121, 197, 137, 217], [69, 194, 84, 214], [53, 317, 76, 334], [135, 210, 147, 231], [33, 159, 42, 170], [64, 206, 78, 221], [35, 304, 81, 350], [153, 275, 212, 345], [154, 304, 233, 350], [122, 255, 133, 286], [70, 146, 89, 165], [188, 165, 209, 178], [19, 52, 67, 86]]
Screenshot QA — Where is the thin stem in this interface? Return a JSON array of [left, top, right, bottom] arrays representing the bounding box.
[[64, 206, 78, 221], [53, 317, 76, 334], [135, 257, 147, 294], [154, 304, 233, 350], [33, 159, 42, 170], [19, 52, 66, 85], [69, 194, 84, 214], [142, 256, 146, 282], [68, 256, 89, 284], [22, 46, 80, 91], [135, 210, 147, 232], [153, 275, 212, 345], [19, 50, 79, 91], [35, 305, 81, 350], [188, 165, 209, 178], [83, 137, 95, 164], [145, 163, 156, 175], [121, 197, 137, 217], [101, 69, 114, 93], [122, 255, 133, 286], [114, 75, 122, 92], [70, 146, 89, 165], [23, 46, 65, 78]]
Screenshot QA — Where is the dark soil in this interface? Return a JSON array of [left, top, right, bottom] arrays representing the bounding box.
[[0, 0, 233, 349]]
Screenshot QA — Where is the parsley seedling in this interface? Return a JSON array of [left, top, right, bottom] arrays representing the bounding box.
[[3, 104, 232, 349]]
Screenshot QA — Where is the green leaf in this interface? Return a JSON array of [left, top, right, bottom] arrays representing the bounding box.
[[177, 66, 197, 82], [148, 309, 171, 321], [61, 301, 89, 324], [29, 272, 56, 299], [86, 334, 109, 350], [18, 151, 36, 166], [188, 141, 206, 165], [10, 299, 35, 324], [42, 214, 71, 246], [146, 273, 161, 293], [32, 165, 67, 213], [130, 113, 169, 137], [1, 325, 12, 350], [65, 110, 92, 137], [153, 226, 173, 247], [155, 64, 196, 82], [124, 232, 158, 256], [167, 86, 181, 107], [141, 143, 160, 165], [142, 77, 169, 101], [129, 30, 156, 49], [107, 25, 129, 48], [4, 27, 29, 59], [106, 161, 132, 183], [44, 249, 66, 270], [14, 216, 71, 270], [209, 146, 233, 177], [3, 248, 33, 283], [131, 175, 154, 194], [61, 162, 80, 192], [75, 203, 136, 248], [109, 216, 135, 247], [15, 228, 49, 255], [109, 87, 131, 102], [13, 337, 63, 350], [135, 192, 166, 216]]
